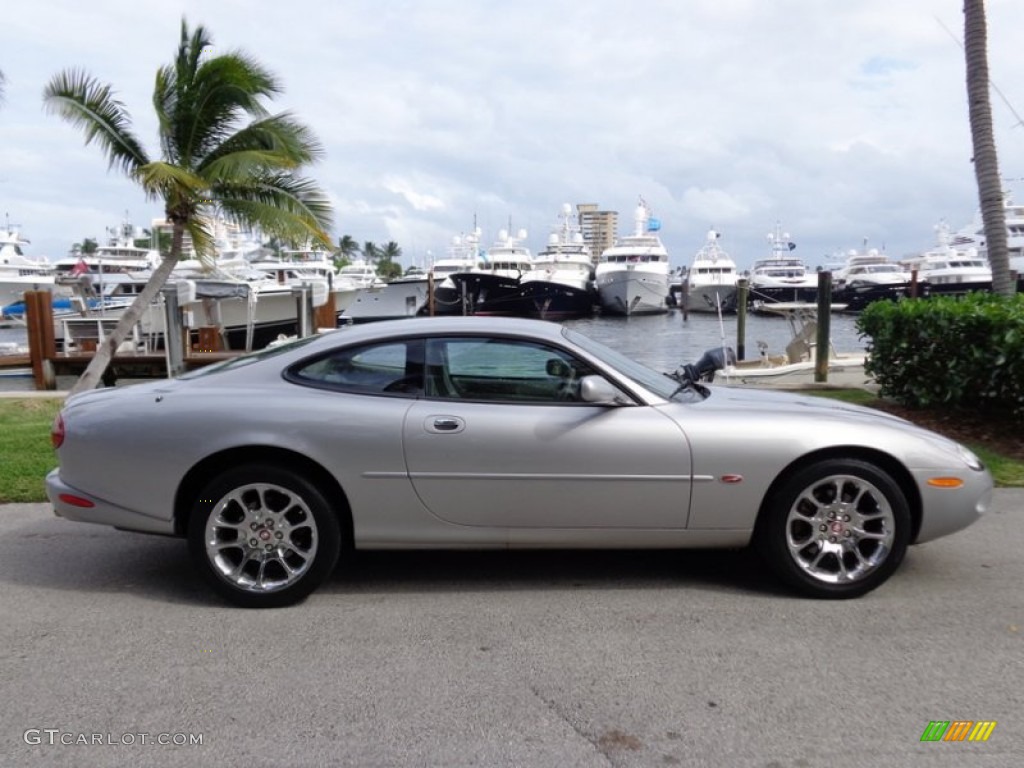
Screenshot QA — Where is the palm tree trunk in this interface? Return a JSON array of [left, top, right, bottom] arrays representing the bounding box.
[[68, 225, 184, 395], [964, 0, 1013, 295]]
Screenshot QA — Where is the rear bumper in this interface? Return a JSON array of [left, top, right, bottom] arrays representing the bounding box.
[[46, 469, 177, 536]]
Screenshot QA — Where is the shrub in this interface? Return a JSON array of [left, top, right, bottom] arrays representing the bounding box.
[[856, 293, 1024, 418]]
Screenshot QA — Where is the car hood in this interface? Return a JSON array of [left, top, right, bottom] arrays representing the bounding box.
[[697, 385, 908, 422]]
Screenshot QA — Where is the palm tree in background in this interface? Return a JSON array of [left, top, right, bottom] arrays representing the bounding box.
[[964, 0, 1012, 295], [376, 241, 404, 279], [362, 240, 380, 265], [44, 19, 333, 394], [333, 234, 360, 269]]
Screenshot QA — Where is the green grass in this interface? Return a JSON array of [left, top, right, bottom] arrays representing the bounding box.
[[0, 399, 62, 503], [965, 446, 1024, 487]]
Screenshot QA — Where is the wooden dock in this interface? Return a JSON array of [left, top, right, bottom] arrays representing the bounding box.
[[17, 286, 336, 390]]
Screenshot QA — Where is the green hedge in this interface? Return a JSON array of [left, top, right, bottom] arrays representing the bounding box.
[[856, 293, 1024, 417]]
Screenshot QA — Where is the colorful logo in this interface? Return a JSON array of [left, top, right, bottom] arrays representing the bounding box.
[[920, 721, 997, 742]]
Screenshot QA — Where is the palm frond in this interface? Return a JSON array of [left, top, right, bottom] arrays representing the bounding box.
[[163, 21, 283, 167], [43, 69, 149, 175], [218, 173, 333, 248], [184, 216, 217, 265], [199, 113, 324, 179], [136, 160, 207, 204]]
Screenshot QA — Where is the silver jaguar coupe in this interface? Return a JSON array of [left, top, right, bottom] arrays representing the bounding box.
[[46, 316, 992, 607]]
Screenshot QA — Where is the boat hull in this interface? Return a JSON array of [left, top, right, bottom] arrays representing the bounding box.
[[342, 279, 431, 322], [596, 268, 670, 315], [499, 280, 596, 320], [684, 284, 739, 313]]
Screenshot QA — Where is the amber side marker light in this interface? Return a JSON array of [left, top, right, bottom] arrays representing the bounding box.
[[58, 494, 95, 509], [927, 477, 965, 489]]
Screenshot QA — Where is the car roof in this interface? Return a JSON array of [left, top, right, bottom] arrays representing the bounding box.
[[319, 316, 568, 347]]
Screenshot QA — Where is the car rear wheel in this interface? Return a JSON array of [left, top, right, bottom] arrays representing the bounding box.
[[756, 459, 910, 599], [188, 465, 341, 608]]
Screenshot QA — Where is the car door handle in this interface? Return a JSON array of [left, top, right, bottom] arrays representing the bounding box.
[[426, 416, 465, 434]]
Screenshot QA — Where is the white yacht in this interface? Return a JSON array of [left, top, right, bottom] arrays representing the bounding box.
[[247, 242, 358, 318], [334, 260, 384, 290], [512, 204, 597, 319], [833, 248, 909, 288], [52, 219, 160, 279], [684, 229, 739, 313], [749, 223, 818, 303], [950, 192, 1024, 265], [828, 246, 910, 311], [595, 199, 671, 315], [902, 222, 992, 295], [0, 224, 57, 309]]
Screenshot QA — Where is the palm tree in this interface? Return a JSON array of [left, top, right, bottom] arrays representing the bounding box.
[[375, 240, 404, 279], [381, 241, 402, 262], [362, 240, 380, 265], [964, 0, 1012, 295], [333, 234, 360, 269], [44, 19, 333, 394]]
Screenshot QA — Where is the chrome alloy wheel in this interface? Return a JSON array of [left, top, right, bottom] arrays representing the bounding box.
[[784, 474, 896, 585], [205, 482, 320, 593]]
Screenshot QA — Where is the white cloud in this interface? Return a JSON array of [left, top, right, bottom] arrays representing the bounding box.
[[1, 0, 1022, 270]]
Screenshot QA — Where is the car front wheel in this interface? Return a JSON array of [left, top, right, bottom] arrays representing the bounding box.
[[188, 465, 341, 608], [756, 459, 910, 599]]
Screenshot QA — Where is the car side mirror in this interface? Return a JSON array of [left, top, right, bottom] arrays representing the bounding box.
[[579, 375, 630, 405]]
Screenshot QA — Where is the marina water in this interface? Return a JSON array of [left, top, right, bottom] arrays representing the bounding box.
[[0, 310, 867, 392]]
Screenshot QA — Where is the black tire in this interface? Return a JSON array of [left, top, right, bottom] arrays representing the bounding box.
[[188, 465, 341, 608], [755, 459, 910, 599]]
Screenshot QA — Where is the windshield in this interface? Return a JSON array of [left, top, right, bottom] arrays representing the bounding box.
[[562, 327, 704, 401]]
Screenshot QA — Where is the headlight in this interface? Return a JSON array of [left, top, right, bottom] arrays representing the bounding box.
[[956, 443, 985, 471]]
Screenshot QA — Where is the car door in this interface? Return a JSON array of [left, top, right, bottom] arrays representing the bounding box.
[[403, 335, 692, 529]]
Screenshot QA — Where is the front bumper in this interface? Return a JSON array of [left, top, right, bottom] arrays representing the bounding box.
[[912, 466, 994, 543]]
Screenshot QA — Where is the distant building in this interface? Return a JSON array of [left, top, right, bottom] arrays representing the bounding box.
[[577, 204, 617, 263]]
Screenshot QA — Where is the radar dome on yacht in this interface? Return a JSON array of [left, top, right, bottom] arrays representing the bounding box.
[[561, 203, 573, 215], [498, 229, 509, 241], [548, 233, 559, 246], [516, 228, 528, 240]]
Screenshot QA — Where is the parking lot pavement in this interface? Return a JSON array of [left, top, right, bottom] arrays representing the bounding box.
[[1, 492, 1021, 767]]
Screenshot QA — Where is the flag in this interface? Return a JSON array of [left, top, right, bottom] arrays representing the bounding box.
[[71, 258, 89, 276], [787, 242, 797, 251], [647, 217, 661, 232]]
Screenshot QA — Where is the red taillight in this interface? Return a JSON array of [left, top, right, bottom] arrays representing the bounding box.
[[51, 412, 65, 450], [58, 493, 94, 508]]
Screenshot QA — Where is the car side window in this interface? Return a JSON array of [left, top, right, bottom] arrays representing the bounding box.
[[425, 337, 595, 403], [289, 340, 425, 395]]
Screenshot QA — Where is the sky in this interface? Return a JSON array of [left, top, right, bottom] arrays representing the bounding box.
[[2, 0, 1024, 272]]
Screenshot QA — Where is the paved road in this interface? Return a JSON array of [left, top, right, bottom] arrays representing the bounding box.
[[1, 494, 1021, 767]]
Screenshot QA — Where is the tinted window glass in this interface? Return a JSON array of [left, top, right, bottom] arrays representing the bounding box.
[[291, 340, 424, 395], [425, 337, 595, 403]]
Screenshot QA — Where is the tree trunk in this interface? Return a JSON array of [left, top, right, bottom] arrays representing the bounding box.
[[68, 224, 184, 395], [964, 0, 1013, 295]]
